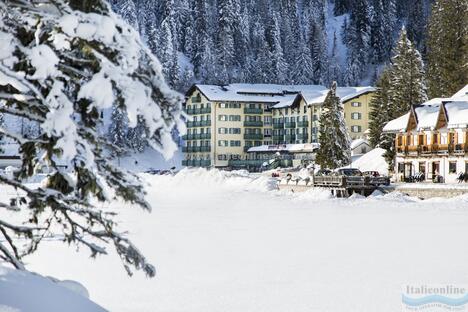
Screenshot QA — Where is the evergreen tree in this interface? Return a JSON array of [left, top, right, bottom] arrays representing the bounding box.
[[406, 0, 427, 54], [427, 0, 468, 98], [343, 0, 371, 85], [109, 105, 129, 152], [388, 27, 428, 114], [328, 32, 342, 85], [334, 0, 351, 16], [316, 82, 351, 169], [368, 68, 392, 148], [216, 0, 237, 82], [269, 14, 288, 84], [308, 21, 329, 84], [0, 0, 183, 274]]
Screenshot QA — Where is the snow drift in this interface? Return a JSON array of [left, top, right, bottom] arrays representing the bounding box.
[[0, 266, 105, 312]]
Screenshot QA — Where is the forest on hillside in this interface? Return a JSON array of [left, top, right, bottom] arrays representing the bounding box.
[[109, 0, 435, 91]]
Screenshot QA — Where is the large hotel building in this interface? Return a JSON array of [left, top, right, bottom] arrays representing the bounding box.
[[182, 84, 375, 169]]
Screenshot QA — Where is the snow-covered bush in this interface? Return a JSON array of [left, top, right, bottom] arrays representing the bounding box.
[[0, 0, 184, 276]]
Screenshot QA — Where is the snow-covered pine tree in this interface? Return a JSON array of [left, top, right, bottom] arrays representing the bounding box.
[[328, 31, 342, 85], [216, 0, 237, 82], [368, 68, 392, 148], [343, 0, 371, 85], [334, 0, 351, 16], [308, 21, 329, 85], [316, 82, 351, 169], [388, 27, 428, 115], [426, 0, 468, 98], [110, 0, 139, 31], [0, 0, 183, 275], [269, 14, 288, 84], [406, 0, 428, 55], [109, 105, 129, 152]]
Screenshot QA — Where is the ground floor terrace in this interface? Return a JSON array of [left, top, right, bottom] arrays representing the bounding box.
[[396, 154, 468, 183]]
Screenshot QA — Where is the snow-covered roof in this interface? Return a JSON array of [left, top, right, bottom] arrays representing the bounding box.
[[445, 101, 468, 129], [190, 84, 375, 109], [452, 84, 468, 101], [247, 143, 320, 153], [414, 104, 440, 130], [383, 86, 468, 133], [383, 113, 410, 133], [350, 139, 369, 150]]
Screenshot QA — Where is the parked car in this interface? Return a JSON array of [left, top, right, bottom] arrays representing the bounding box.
[[363, 171, 380, 177], [316, 169, 332, 176], [336, 168, 362, 176]]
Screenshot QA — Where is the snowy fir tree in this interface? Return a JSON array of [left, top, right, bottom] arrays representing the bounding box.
[[109, 105, 129, 153], [388, 27, 428, 116], [105, 0, 437, 89], [0, 0, 183, 274], [426, 0, 468, 98], [316, 82, 351, 169], [368, 68, 392, 148]]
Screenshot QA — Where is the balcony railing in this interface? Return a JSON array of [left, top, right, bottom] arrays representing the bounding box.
[[187, 120, 212, 127], [285, 134, 296, 141], [183, 133, 211, 140], [396, 144, 468, 155], [284, 122, 296, 128], [273, 123, 284, 129], [244, 121, 263, 127], [272, 135, 283, 141], [182, 146, 211, 153], [182, 160, 211, 167], [200, 107, 211, 114], [296, 133, 309, 141], [297, 121, 309, 128], [244, 134, 263, 140], [244, 108, 263, 114]]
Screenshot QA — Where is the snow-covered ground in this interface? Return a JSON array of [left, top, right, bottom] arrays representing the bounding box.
[[7, 169, 468, 311]]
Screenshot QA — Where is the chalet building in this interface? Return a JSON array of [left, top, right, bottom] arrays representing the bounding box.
[[383, 85, 468, 183], [182, 84, 375, 169]]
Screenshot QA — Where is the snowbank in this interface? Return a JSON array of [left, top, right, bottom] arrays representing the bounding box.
[[0, 266, 105, 312], [143, 167, 278, 194], [351, 148, 389, 175]]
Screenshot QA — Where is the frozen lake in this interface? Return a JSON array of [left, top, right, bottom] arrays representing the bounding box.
[[25, 169, 468, 311]]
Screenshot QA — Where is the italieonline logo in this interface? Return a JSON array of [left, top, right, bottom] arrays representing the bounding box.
[[402, 285, 468, 311]]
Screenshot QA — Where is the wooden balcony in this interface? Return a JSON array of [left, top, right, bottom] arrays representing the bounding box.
[[397, 144, 468, 156]]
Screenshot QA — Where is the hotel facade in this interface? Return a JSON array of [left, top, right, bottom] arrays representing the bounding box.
[[383, 85, 468, 183], [182, 84, 375, 169]]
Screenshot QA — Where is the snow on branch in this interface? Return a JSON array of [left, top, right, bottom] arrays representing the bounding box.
[[0, 0, 182, 276]]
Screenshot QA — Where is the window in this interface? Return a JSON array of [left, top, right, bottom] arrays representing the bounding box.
[[397, 135, 403, 146], [218, 154, 227, 161], [219, 103, 228, 108], [218, 140, 229, 147], [351, 112, 361, 120], [351, 102, 361, 107], [449, 161, 457, 174], [229, 128, 241, 134], [218, 128, 228, 134], [312, 115, 318, 121], [218, 115, 228, 121], [230, 140, 241, 147], [303, 105, 307, 114], [229, 115, 241, 121], [351, 125, 362, 133]]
